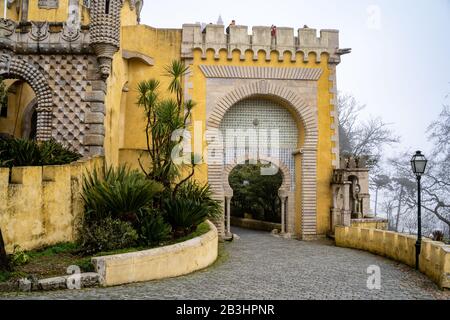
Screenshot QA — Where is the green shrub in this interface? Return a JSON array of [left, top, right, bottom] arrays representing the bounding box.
[[137, 208, 172, 246], [0, 138, 81, 167], [176, 181, 222, 220], [82, 165, 163, 223], [38, 140, 82, 165], [78, 217, 138, 255], [164, 198, 211, 237], [10, 245, 30, 267]]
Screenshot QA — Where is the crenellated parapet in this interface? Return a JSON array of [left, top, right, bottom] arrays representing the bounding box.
[[182, 24, 350, 63]]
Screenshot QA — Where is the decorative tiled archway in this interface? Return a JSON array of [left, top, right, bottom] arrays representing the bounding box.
[[222, 156, 293, 237], [207, 80, 319, 239], [0, 53, 53, 141]]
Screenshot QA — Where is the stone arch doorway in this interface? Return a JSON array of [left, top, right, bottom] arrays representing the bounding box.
[[222, 157, 294, 237], [207, 81, 318, 239], [0, 53, 53, 141], [0, 79, 37, 140]]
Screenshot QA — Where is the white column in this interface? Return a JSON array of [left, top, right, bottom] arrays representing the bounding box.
[[281, 197, 287, 234], [226, 196, 232, 236]]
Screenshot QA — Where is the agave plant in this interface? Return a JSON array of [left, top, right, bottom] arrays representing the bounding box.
[[82, 165, 164, 224]]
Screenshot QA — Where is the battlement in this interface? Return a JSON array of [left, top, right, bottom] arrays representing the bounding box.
[[0, 157, 103, 253], [182, 24, 345, 63]]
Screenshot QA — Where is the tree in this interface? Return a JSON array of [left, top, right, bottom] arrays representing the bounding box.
[[229, 162, 283, 223], [371, 173, 392, 217], [137, 61, 197, 197], [337, 93, 399, 166], [421, 105, 450, 237]]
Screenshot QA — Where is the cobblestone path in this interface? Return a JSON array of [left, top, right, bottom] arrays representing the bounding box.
[[1, 228, 448, 300]]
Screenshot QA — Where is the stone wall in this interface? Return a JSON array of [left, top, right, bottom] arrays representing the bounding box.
[[231, 217, 281, 233], [0, 157, 103, 253], [92, 220, 218, 287], [335, 226, 450, 290]]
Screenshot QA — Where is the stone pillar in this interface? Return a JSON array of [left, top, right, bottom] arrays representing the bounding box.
[[226, 196, 232, 237], [360, 193, 372, 218], [281, 197, 286, 234], [342, 182, 351, 226]]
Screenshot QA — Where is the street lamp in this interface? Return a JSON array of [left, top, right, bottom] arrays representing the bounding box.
[[410, 151, 428, 271]]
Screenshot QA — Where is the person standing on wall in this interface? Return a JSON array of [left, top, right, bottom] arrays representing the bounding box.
[[226, 20, 236, 34]]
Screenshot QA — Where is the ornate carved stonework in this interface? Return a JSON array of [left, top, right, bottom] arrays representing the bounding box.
[[61, 23, 81, 42], [0, 53, 11, 74], [0, 19, 16, 38], [30, 22, 49, 42], [0, 1, 144, 155]]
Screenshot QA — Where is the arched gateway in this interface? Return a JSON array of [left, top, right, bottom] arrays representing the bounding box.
[[206, 81, 319, 239]]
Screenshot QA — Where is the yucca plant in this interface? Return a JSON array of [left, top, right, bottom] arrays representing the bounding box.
[[137, 60, 197, 192], [82, 165, 164, 224]]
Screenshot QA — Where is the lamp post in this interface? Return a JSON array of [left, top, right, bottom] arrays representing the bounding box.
[[410, 151, 428, 271]]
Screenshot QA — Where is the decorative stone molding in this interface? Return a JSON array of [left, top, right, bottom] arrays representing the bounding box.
[[207, 81, 319, 238], [328, 65, 340, 169], [0, 19, 91, 54], [0, 53, 53, 141], [61, 22, 81, 42], [122, 50, 154, 66], [199, 65, 323, 80], [0, 18, 16, 37], [182, 24, 348, 64], [30, 21, 49, 42]]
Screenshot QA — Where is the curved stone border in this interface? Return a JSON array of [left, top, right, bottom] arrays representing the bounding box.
[[91, 221, 219, 287], [335, 226, 450, 290]]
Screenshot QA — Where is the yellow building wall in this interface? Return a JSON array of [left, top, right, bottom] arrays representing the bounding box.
[[0, 157, 103, 253], [0, 81, 35, 138], [104, 22, 182, 167]]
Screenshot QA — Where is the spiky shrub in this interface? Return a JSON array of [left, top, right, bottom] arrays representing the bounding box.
[[163, 181, 221, 238], [164, 198, 211, 238], [82, 165, 164, 224], [38, 140, 82, 165], [176, 181, 222, 219], [137, 208, 172, 246], [0, 138, 81, 167], [0, 138, 41, 166]]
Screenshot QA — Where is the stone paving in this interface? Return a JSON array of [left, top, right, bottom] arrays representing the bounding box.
[[1, 228, 448, 300]]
